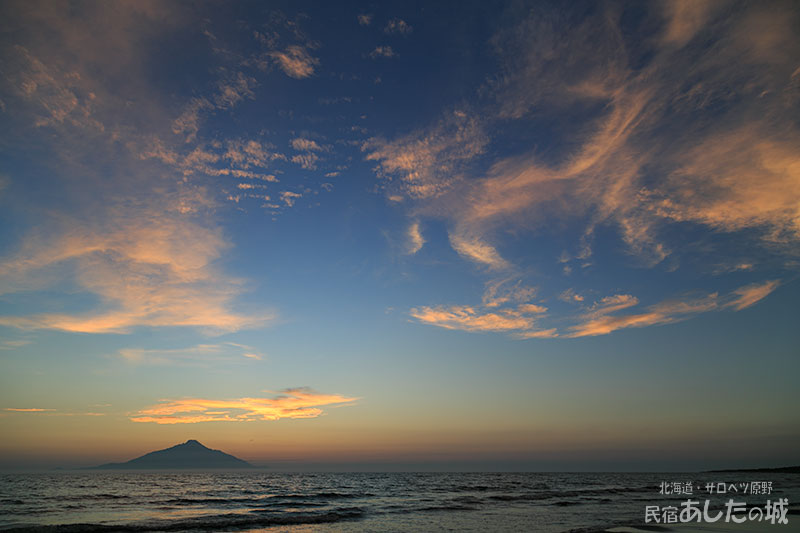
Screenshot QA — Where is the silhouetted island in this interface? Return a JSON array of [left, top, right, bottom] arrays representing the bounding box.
[[91, 439, 252, 469]]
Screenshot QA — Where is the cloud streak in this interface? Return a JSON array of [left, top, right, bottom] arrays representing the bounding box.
[[131, 388, 357, 424], [118, 343, 265, 365], [449, 233, 509, 270], [726, 280, 780, 311], [568, 293, 719, 338], [568, 282, 780, 338], [410, 301, 551, 337]]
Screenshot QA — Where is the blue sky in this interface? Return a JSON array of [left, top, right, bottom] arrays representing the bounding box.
[[0, 0, 799, 470]]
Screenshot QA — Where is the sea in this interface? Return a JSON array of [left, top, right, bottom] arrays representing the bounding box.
[[1, 471, 798, 532]]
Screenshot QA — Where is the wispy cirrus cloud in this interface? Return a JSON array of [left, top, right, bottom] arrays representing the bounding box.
[[480, 3, 798, 258], [0, 3, 283, 337], [659, 0, 721, 48], [482, 278, 537, 308], [118, 342, 264, 365], [411, 306, 557, 340], [363, 110, 487, 200], [7, 45, 104, 131], [412, 279, 781, 339], [725, 280, 780, 311], [269, 45, 319, 79], [437, 5, 794, 245], [410, 304, 546, 334], [4, 408, 55, 412], [652, 133, 800, 241], [410, 279, 550, 337], [587, 294, 640, 316], [370, 2, 798, 338], [407, 221, 425, 255], [568, 293, 718, 338], [448, 233, 509, 271], [171, 73, 258, 142], [131, 388, 357, 424], [568, 281, 780, 338]]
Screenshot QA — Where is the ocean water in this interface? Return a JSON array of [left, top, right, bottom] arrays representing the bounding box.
[[1, 471, 798, 532]]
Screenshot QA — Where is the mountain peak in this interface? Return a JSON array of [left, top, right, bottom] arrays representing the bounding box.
[[91, 440, 252, 470]]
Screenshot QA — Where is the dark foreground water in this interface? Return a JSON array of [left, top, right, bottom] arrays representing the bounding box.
[[1, 471, 798, 532]]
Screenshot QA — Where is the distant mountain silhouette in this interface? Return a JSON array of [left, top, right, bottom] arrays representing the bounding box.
[[91, 440, 252, 469]]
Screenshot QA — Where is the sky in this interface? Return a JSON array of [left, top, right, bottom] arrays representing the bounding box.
[[0, 0, 798, 472]]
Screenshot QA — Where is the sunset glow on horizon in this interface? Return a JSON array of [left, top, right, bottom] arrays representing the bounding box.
[[1, 0, 798, 472]]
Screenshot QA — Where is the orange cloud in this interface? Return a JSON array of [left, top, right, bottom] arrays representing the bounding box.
[[410, 277, 552, 337], [517, 329, 558, 339], [290, 153, 319, 170], [130, 388, 357, 424], [449, 233, 509, 270], [0, 194, 273, 334], [419, 279, 782, 340], [291, 138, 323, 152], [363, 110, 487, 200], [368, 2, 800, 280], [654, 135, 800, 241], [411, 305, 533, 332], [569, 311, 673, 338], [588, 294, 639, 315], [4, 408, 55, 412], [407, 221, 425, 254], [141, 138, 282, 183], [569, 292, 720, 338], [559, 289, 585, 303], [725, 280, 780, 311], [518, 303, 547, 314], [269, 45, 319, 79], [410, 302, 551, 337]]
